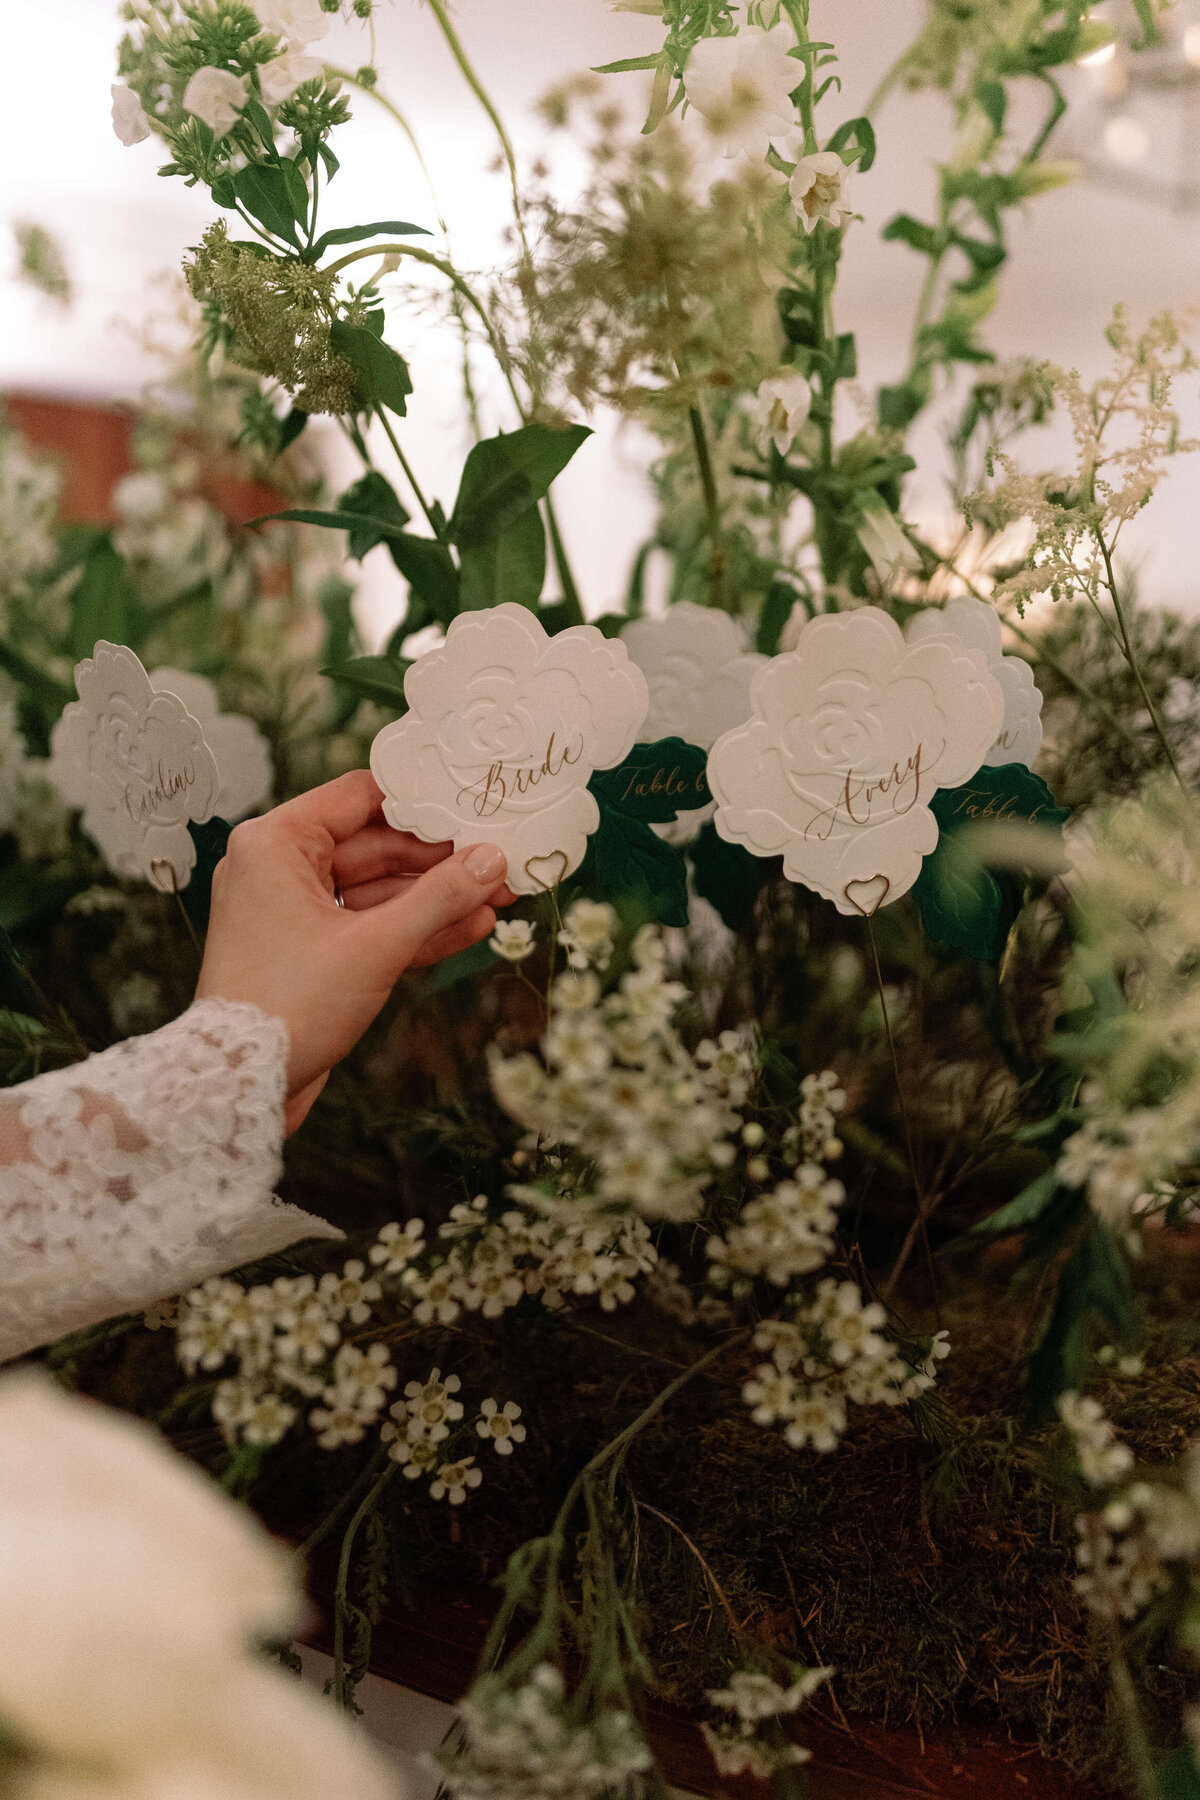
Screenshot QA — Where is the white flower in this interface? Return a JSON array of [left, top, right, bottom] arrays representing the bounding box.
[[684, 25, 799, 161], [183, 67, 249, 137], [430, 1455, 483, 1505], [372, 606, 648, 897], [260, 48, 324, 105], [384, 1433, 440, 1477], [789, 151, 852, 233], [149, 668, 273, 822], [0, 1373, 396, 1800], [749, 371, 813, 458], [490, 918, 537, 962], [1058, 1391, 1135, 1486], [556, 897, 617, 969], [113, 470, 169, 525], [255, 0, 332, 45], [369, 1218, 426, 1274], [318, 1259, 381, 1326], [476, 1398, 526, 1455], [782, 1387, 846, 1452], [111, 84, 151, 146]]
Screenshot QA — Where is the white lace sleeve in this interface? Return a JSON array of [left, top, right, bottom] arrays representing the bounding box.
[[0, 999, 341, 1363]]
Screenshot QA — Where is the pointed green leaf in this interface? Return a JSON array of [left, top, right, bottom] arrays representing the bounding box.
[[448, 424, 591, 550], [385, 534, 460, 626], [757, 580, 802, 655], [309, 219, 430, 260], [336, 471, 409, 559], [576, 810, 690, 929], [689, 821, 770, 933], [321, 654, 410, 709], [232, 162, 302, 247], [329, 318, 413, 416], [589, 739, 711, 822], [69, 540, 137, 661], [459, 506, 546, 612]]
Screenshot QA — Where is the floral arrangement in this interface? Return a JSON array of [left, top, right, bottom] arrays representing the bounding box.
[[11, 0, 1200, 1794]]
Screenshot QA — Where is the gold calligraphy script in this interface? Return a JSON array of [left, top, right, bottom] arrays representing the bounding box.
[[944, 785, 1044, 824], [616, 762, 708, 806], [804, 745, 924, 843], [123, 758, 198, 824], [456, 733, 583, 819]]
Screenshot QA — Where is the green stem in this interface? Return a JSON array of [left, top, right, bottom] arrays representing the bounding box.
[[332, 1462, 395, 1708], [373, 406, 444, 542], [1099, 533, 1194, 805], [293, 1446, 388, 1565], [687, 403, 728, 611], [1104, 1629, 1159, 1800], [424, 0, 531, 261], [545, 499, 585, 625], [329, 67, 482, 434]]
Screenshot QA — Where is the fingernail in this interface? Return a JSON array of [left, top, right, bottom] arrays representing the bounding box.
[[462, 843, 506, 882]]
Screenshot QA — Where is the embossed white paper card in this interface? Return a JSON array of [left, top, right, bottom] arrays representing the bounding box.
[[150, 668, 274, 821], [48, 641, 220, 891], [370, 603, 650, 896], [707, 607, 1006, 915], [904, 596, 1043, 768]]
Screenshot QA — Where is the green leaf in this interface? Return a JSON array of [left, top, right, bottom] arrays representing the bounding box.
[[329, 318, 413, 417], [882, 213, 939, 256], [319, 573, 358, 671], [247, 505, 409, 541], [385, 534, 460, 626], [336, 471, 410, 559], [278, 406, 308, 451], [0, 863, 77, 933], [1159, 1744, 1200, 1800], [1027, 1221, 1138, 1417], [576, 809, 690, 929], [757, 580, 801, 654], [976, 78, 1007, 135], [825, 114, 875, 172], [448, 424, 591, 551], [232, 162, 302, 247], [69, 540, 136, 661], [589, 739, 711, 823], [182, 817, 232, 932], [0, 639, 72, 707], [878, 381, 927, 430], [1129, 0, 1161, 48], [970, 1167, 1061, 1237], [308, 219, 429, 260], [912, 765, 1069, 964], [833, 331, 858, 380], [459, 505, 546, 611], [592, 54, 662, 73], [321, 654, 410, 709], [689, 822, 769, 933]]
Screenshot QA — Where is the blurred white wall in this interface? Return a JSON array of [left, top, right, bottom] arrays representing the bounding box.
[[3, 0, 1200, 631]]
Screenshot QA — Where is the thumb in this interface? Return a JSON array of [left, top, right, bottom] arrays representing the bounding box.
[[354, 842, 509, 976]]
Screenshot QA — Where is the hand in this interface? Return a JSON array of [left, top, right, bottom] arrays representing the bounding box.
[[194, 770, 512, 1132]]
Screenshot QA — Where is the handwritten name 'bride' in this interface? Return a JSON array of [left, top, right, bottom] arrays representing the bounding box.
[[457, 733, 584, 819], [804, 745, 928, 843]]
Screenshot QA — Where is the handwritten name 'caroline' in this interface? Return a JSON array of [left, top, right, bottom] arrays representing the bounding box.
[[123, 759, 199, 824], [456, 733, 583, 819], [804, 746, 924, 843]]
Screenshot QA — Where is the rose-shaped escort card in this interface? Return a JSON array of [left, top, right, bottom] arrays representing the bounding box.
[[621, 603, 768, 846], [47, 641, 220, 892], [905, 597, 1043, 768], [370, 603, 650, 896], [149, 669, 274, 821], [706, 607, 1006, 916]]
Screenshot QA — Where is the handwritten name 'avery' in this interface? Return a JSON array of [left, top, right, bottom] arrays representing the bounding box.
[[804, 746, 924, 843], [124, 759, 198, 823], [457, 733, 583, 819]]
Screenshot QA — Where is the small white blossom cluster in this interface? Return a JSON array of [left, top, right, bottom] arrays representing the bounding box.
[[701, 1666, 831, 1779], [176, 1259, 389, 1448], [0, 686, 29, 836], [0, 430, 58, 610], [381, 1367, 525, 1505], [439, 1664, 652, 1800], [1056, 1110, 1159, 1228], [0, 680, 73, 860], [741, 1295, 950, 1455], [1058, 1393, 1200, 1621], [400, 1193, 658, 1321], [490, 905, 755, 1224], [708, 1162, 845, 1288]]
